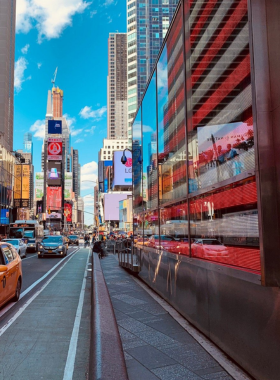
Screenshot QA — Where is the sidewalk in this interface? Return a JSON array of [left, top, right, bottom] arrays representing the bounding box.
[[100, 254, 234, 380]]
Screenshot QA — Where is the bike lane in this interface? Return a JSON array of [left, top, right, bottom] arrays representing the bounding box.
[[0, 248, 91, 380]]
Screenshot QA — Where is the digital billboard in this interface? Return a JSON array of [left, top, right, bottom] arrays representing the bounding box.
[[47, 162, 62, 186], [104, 193, 128, 221], [64, 203, 72, 222], [48, 138, 62, 160], [48, 120, 62, 134], [35, 172, 44, 199], [113, 151, 132, 186], [21, 165, 30, 200], [0, 209, 9, 225], [14, 165, 22, 200], [49, 212, 62, 219], [46, 187, 62, 210], [64, 172, 72, 199]]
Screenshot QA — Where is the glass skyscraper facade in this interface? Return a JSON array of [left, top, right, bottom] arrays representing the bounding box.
[[127, 0, 179, 146]]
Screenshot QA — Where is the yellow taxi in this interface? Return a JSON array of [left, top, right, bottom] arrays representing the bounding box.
[[0, 242, 22, 308]]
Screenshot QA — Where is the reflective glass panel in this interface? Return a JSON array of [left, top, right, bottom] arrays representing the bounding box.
[[142, 72, 158, 211], [189, 178, 260, 271], [132, 107, 142, 213], [185, 0, 255, 192], [157, 6, 187, 206]]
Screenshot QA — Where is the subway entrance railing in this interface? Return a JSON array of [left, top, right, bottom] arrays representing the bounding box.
[[109, 239, 140, 273]]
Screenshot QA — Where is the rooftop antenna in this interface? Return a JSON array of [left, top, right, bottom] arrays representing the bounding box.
[[51, 67, 58, 88]]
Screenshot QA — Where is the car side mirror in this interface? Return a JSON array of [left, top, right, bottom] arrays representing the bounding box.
[[0, 265, 8, 272]]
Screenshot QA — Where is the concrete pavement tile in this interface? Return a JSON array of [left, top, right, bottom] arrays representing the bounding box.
[[112, 293, 147, 305], [194, 366, 225, 376], [201, 372, 233, 379], [118, 326, 137, 340], [126, 358, 160, 380], [123, 338, 148, 350], [126, 345, 176, 370], [118, 317, 152, 333], [152, 364, 202, 380], [133, 329, 178, 347], [139, 303, 168, 316], [124, 352, 134, 361]]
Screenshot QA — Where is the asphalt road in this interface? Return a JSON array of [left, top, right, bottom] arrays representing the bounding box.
[[0, 244, 92, 380]]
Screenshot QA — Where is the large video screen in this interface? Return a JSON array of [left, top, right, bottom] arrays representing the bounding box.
[[47, 162, 62, 186]]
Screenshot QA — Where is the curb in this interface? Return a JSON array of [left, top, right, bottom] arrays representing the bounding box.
[[89, 252, 128, 380]]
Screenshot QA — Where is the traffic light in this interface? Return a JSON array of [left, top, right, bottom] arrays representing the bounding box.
[[48, 207, 51, 215]]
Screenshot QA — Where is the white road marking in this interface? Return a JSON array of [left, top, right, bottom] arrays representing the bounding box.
[[0, 249, 80, 337], [0, 248, 80, 319], [133, 276, 252, 380], [63, 251, 90, 380], [22, 254, 37, 260]]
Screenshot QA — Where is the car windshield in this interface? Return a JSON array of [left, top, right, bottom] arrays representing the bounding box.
[[28, 239, 36, 243], [24, 231, 34, 238], [42, 237, 63, 243], [202, 240, 222, 245], [3, 240, 19, 246], [69, 235, 78, 239]]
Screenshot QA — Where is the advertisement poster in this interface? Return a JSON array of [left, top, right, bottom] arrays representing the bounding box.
[[14, 165, 22, 200], [0, 209, 9, 225], [35, 172, 44, 199], [64, 172, 72, 199], [47, 187, 62, 210], [47, 161, 62, 186], [113, 151, 132, 186], [64, 203, 72, 222], [48, 138, 62, 160], [21, 165, 30, 200], [48, 120, 62, 134], [17, 208, 29, 221], [49, 212, 61, 219]]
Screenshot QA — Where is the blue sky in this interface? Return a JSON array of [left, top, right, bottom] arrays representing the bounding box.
[[14, 0, 126, 224]]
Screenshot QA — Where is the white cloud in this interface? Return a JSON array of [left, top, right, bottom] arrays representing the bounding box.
[[37, 62, 42, 69], [21, 43, 30, 54], [79, 105, 107, 120], [64, 113, 83, 137], [72, 128, 83, 136], [74, 138, 84, 143], [29, 119, 45, 139], [104, 0, 115, 6], [85, 126, 96, 134], [81, 161, 98, 190], [90, 10, 97, 17], [16, 0, 92, 43], [14, 57, 30, 92], [83, 195, 95, 207]]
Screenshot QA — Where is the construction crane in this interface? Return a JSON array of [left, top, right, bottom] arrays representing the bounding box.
[[51, 67, 58, 87]]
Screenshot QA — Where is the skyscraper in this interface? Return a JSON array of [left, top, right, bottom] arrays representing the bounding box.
[[0, 0, 16, 151], [52, 87, 63, 118], [107, 33, 128, 139], [127, 0, 179, 145]]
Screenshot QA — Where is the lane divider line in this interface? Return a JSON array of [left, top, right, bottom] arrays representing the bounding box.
[[0, 248, 80, 319], [0, 249, 80, 337], [23, 254, 37, 260], [63, 251, 90, 380]]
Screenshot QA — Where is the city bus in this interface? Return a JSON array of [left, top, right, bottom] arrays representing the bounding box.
[[9, 220, 44, 246]]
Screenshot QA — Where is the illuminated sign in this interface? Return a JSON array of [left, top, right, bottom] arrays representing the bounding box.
[[48, 138, 62, 160], [48, 120, 62, 134]]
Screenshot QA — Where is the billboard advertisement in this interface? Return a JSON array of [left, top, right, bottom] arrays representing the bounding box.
[[48, 120, 62, 134], [49, 212, 62, 219], [104, 193, 128, 221], [47, 162, 62, 186], [0, 209, 9, 224], [64, 172, 72, 199], [48, 138, 62, 160], [64, 203, 72, 222], [14, 165, 22, 200], [113, 151, 132, 186], [35, 172, 44, 199], [47, 187, 62, 210], [21, 165, 30, 200]]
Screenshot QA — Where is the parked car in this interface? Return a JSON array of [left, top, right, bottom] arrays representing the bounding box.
[[38, 236, 68, 258], [26, 238, 37, 253], [67, 235, 79, 246], [0, 242, 22, 307], [2, 239, 27, 259]]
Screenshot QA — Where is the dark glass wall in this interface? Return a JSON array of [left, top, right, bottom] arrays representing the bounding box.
[[132, 0, 260, 272]]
